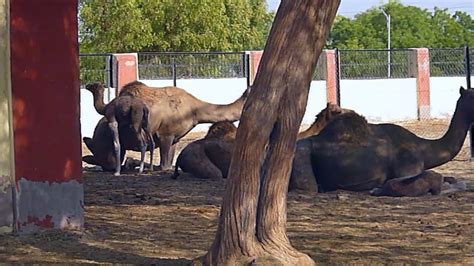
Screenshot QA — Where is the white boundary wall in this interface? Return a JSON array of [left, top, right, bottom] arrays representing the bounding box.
[[79, 77, 469, 137]]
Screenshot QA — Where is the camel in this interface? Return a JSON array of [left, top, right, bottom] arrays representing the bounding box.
[[172, 121, 237, 179], [290, 86, 473, 196], [172, 103, 353, 180], [83, 81, 249, 171], [83, 83, 154, 176]]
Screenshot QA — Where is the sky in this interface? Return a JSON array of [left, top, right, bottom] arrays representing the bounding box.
[[266, 0, 473, 17]]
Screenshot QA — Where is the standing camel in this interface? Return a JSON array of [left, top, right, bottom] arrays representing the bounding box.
[[84, 83, 154, 176], [84, 81, 249, 171]]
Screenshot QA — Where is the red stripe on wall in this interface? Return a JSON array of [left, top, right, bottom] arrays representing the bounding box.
[[10, 0, 82, 183]]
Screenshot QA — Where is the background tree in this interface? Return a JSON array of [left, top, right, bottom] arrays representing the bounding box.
[[79, 0, 273, 53], [195, 1, 340, 265], [327, 1, 473, 49]]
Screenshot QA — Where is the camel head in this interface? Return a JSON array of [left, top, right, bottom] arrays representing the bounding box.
[[81, 119, 121, 172], [458, 86, 474, 122], [204, 121, 237, 141], [297, 103, 355, 140], [85, 82, 105, 94]]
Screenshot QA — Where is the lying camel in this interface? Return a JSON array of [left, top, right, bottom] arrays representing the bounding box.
[[173, 103, 353, 180], [172, 121, 237, 179], [290, 86, 472, 196], [83, 81, 249, 172]]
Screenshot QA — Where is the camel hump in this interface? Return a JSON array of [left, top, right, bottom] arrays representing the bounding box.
[[205, 121, 237, 140], [319, 112, 370, 143], [119, 81, 149, 96]]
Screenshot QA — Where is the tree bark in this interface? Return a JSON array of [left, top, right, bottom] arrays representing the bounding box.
[[195, 1, 340, 265]]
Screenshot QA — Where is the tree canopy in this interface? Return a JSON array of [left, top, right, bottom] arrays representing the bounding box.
[[79, 0, 472, 53], [79, 0, 273, 53], [327, 1, 473, 49]]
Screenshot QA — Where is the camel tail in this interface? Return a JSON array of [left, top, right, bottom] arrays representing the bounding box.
[[142, 105, 150, 131]]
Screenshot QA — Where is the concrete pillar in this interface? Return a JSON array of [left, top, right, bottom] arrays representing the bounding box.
[[324, 50, 339, 105], [9, 0, 83, 233], [248, 50, 263, 85], [411, 48, 431, 120], [0, 0, 14, 234], [113, 53, 138, 93]]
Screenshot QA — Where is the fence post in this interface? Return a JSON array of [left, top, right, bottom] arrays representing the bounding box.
[[248, 50, 263, 85], [112, 53, 138, 94], [410, 48, 431, 120], [325, 49, 339, 105], [465, 46, 473, 158]]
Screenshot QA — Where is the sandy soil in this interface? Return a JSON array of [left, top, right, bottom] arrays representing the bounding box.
[[1, 119, 473, 264]]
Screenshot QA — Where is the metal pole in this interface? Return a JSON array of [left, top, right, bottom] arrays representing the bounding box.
[[382, 9, 391, 78], [172, 55, 177, 87], [465, 46, 473, 158], [465, 46, 471, 89], [387, 14, 391, 78]]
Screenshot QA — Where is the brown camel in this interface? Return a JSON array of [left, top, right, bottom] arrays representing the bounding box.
[[297, 103, 354, 139], [173, 104, 352, 180], [172, 121, 237, 179], [290, 86, 472, 196], [83, 83, 154, 175], [83, 81, 249, 171]]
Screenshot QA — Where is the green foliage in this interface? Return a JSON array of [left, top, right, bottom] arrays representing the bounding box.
[[79, 0, 273, 53], [327, 1, 473, 49]]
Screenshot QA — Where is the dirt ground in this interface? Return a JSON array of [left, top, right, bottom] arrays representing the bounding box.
[[1, 119, 473, 264]]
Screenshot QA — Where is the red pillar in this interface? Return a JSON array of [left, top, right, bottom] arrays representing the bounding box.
[[249, 50, 263, 85], [10, 0, 83, 233], [113, 53, 138, 93], [412, 48, 431, 120], [324, 50, 339, 104]]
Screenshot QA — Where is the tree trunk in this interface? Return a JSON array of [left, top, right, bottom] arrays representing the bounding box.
[[195, 1, 340, 265]]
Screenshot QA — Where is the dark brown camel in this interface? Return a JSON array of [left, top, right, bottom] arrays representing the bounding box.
[[83, 83, 154, 176], [171, 104, 352, 180], [83, 81, 249, 172], [290, 86, 472, 196], [172, 121, 237, 179]]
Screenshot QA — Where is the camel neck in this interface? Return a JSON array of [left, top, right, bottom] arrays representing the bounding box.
[[196, 93, 246, 123], [423, 106, 470, 169], [297, 121, 322, 140], [92, 89, 106, 115]]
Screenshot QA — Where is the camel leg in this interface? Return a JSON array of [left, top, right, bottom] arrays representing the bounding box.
[[147, 132, 155, 171], [370, 171, 443, 197], [289, 139, 318, 192], [158, 135, 174, 170], [108, 121, 121, 176]]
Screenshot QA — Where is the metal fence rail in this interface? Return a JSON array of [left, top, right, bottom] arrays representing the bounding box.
[[137, 52, 249, 83], [339, 49, 413, 79], [79, 53, 113, 88]]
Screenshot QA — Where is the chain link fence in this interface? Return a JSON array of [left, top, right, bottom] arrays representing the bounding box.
[[137, 52, 249, 84], [338, 49, 413, 79], [79, 53, 113, 88], [429, 48, 466, 77]]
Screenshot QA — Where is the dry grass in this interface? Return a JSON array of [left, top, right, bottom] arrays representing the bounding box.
[[0, 119, 473, 264]]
